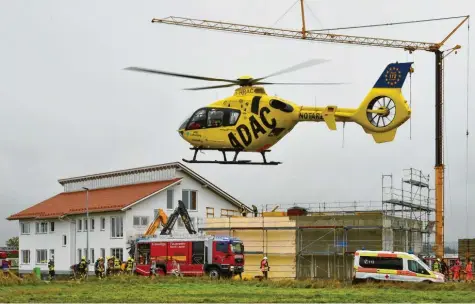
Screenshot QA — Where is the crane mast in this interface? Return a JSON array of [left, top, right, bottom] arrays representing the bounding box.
[[150, 4, 469, 259]]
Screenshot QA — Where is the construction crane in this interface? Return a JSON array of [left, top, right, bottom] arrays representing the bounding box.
[[143, 208, 168, 237], [150, 2, 469, 259], [128, 201, 197, 257]]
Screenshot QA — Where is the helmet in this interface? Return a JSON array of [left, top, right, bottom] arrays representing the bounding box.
[[263, 256, 268, 260], [99, 257, 103, 260], [128, 257, 132, 261], [437, 258, 441, 262], [81, 256, 86, 260]]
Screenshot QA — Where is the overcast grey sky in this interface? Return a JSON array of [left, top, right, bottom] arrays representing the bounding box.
[[1, 0, 473, 246]]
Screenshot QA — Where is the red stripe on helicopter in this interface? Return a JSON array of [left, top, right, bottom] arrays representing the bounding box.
[[257, 144, 272, 152]]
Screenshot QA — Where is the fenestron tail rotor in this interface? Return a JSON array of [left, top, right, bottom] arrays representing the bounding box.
[[124, 58, 345, 90]]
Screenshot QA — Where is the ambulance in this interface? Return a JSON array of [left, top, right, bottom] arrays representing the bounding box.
[[353, 250, 445, 283]]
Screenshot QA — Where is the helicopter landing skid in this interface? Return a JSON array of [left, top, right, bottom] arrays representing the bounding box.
[[182, 148, 281, 165]]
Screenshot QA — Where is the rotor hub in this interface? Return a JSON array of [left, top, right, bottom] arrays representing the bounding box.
[[237, 76, 254, 86]]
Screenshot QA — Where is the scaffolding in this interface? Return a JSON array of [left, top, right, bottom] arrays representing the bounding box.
[[382, 168, 435, 255]]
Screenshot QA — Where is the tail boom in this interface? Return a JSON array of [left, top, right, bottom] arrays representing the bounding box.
[[297, 62, 413, 143]]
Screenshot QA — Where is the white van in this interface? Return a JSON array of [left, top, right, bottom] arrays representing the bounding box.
[[353, 250, 445, 283]]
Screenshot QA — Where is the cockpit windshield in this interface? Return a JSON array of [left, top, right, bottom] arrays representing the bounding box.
[[182, 107, 241, 130], [231, 242, 244, 254]]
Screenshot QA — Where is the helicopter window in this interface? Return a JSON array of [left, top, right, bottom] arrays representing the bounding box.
[[207, 109, 224, 127], [201, 108, 241, 128], [228, 111, 240, 125], [187, 109, 207, 130], [270, 99, 293, 113]]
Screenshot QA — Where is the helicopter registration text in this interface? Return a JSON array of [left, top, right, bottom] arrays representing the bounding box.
[[299, 112, 323, 121], [228, 106, 277, 149]]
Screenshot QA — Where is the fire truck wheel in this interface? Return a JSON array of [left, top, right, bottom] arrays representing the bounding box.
[[208, 268, 220, 279]]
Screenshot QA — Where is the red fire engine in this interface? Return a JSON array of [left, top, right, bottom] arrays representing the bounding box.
[[130, 200, 245, 279], [134, 235, 244, 279]]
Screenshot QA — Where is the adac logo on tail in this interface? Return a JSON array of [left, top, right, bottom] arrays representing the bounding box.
[[373, 62, 413, 89]]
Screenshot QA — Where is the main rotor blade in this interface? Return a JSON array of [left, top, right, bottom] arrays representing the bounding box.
[[253, 58, 330, 83], [183, 83, 237, 90], [124, 67, 238, 84], [256, 81, 347, 85]]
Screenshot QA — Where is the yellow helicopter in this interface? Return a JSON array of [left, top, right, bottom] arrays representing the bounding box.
[[125, 59, 413, 165]]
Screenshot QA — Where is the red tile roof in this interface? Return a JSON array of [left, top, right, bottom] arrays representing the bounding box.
[[7, 178, 182, 220]]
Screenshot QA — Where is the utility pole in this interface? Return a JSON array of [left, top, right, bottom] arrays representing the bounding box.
[[82, 187, 90, 263]]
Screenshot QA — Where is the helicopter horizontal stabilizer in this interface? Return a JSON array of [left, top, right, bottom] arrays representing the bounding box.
[[369, 129, 397, 143], [322, 106, 337, 130]]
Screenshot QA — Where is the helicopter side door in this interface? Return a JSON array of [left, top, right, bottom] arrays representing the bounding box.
[[185, 108, 240, 130], [183, 107, 241, 148]]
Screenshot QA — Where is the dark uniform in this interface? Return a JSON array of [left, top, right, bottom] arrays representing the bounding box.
[[48, 258, 55, 280]]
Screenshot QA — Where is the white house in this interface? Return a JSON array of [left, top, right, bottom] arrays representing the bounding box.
[[7, 162, 251, 275]]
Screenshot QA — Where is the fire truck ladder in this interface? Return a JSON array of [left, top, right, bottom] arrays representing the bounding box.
[[160, 200, 197, 235]]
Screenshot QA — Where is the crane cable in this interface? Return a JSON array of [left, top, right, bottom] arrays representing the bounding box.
[[270, 0, 300, 28], [465, 18, 470, 238], [308, 15, 469, 32]]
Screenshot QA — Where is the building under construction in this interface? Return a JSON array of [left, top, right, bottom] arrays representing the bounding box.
[[200, 168, 435, 280]]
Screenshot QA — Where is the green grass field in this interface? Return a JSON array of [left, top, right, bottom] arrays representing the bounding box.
[[1, 275, 475, 302]]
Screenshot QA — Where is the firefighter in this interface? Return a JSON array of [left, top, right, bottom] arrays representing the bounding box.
[[451, 259, 461, 282], [106, 256, 114, 276], [126, 257, 134, 275], [95, 257, 105, 279], [433, 258, 441, 272], [113, 256, 121, 275], [260, 256, 269, 280], [48, 256, 55, 280], [465, 260, 473, 283], [77, 256, 88, 278], [441, 259, 449, 278]]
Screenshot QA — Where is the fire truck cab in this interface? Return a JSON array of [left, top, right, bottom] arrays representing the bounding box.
[[134, 235, 244, 279]]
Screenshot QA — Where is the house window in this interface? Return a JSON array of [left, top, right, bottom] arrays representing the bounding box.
[[36, 222, 47, 234], [20, 222, 30, 234], [167, 189, 174, 209], [84, 218, 88, 231], [50, 222, 55, 232], [78, 249, 82, 263], [221, 209, 239, 217], [36, 249, 47, 264], [111, 248, 123, 261], [91, 248, 95, 262], [100, 217, 105, 230], [77, 219, 82, 231], [182, 190, 197, 211], [50, 249, 54, 260], [62, 235, 67, 247], [100, 248, 105, 259], [90, 218, 95, 231], [206, 207, 214, 218], [21, 250, 30, 264], [111, 216, 123, 238], [133, 216, 149, 227]]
